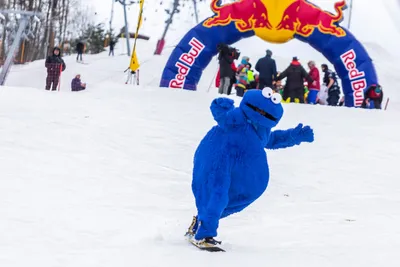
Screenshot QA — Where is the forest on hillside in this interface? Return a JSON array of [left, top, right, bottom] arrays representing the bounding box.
[[0, 0, 114, 64]]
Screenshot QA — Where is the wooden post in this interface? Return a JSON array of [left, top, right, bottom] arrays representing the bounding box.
[[384, 98, 390, 110], [20, 39, 25, 63]]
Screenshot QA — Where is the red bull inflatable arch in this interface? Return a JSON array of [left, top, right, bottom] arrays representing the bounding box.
[[160, 0, 378, 107]]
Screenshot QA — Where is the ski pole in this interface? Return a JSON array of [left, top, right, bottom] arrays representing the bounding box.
[[58, 64, 62, 91]]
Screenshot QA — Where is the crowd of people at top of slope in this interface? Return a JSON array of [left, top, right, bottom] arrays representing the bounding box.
[[44, 41, 116, 92], [216, 44, 384, 109]]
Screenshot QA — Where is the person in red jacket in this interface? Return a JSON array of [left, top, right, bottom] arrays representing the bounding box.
[[306, 60, 320, 104], [215, 62, 237, 95]]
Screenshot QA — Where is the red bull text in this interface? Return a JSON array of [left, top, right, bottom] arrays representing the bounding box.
[[169, 38, 205, 89], [277, 0, 346, 37], [203, 0, 272, 32], [340, 49, 366, 107]]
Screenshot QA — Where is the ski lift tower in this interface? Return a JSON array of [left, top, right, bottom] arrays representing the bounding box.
[[0, 10, 43, 86], [115, 0, 137, 57]]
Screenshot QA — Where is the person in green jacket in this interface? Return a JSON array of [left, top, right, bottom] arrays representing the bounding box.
[[246, 63, 258, 89]]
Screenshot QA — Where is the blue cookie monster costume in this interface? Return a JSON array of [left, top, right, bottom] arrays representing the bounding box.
[[185, 88, 314, 245]]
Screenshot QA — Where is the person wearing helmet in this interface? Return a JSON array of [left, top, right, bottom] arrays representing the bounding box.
[[45, 47, 66, 91]]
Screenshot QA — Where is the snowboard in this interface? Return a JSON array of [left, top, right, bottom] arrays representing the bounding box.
[[186, 234, 225, 252]]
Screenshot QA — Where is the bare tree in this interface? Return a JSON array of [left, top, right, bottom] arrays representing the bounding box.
[[0, 0, 95, 64]]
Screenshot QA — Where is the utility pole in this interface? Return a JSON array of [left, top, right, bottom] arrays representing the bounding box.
[[0, 10, 43, 86], [192, 0, 199, 24], [347, 0, 353, 30], [116, 0, 135, 57], [110, 0, 114, 33], [160, 0, 180, 41]]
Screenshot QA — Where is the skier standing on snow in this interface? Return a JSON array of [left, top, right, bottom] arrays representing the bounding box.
[[76, 41, 84, 62], [45, 47, 66, 91], [109, 40, 115, 56]]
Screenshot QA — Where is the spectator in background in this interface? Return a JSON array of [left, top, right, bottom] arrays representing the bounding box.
[[71, 74, 86, 91], [273, 72, 284, 94], [227, 61, 237, 95], [215, 61, 237, 95], [235, 57, 252, 97], [76, 41, 84, 62], [45, 47, 66, 91], [276, 57, 313, 103], [235, 57, 256, 97], [246, 63, 257, 89], [361, 84, 383, 109], [255, 49, 277, 89], [321, 64, 340, 106], [217, 44, 235, 95], [306, 60, 320, 104], [109, 40, 115, 56]]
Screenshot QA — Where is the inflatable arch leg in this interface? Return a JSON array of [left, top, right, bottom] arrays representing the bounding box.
[[160, 0, 378, 108]]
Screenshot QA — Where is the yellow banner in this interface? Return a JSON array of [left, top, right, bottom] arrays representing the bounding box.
[[130, 49, 140, 71], [129, 0, 145, 72]]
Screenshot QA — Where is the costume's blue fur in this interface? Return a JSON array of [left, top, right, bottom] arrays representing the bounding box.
[[191, 88, 314, 240]]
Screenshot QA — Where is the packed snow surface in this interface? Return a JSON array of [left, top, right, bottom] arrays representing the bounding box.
[[1, 0, 400, 264]]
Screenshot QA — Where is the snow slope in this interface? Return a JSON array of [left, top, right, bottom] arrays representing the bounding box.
[[1, 1, 400, 265], [1, 37, 400, 267]]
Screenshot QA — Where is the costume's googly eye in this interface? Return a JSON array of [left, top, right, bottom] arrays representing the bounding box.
[[262, 87, 273, 99], [271, 93, 282, 104]]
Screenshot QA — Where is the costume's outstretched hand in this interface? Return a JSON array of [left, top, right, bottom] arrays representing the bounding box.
[[210, 98, 235, 127], [290, 123, 314, 144]]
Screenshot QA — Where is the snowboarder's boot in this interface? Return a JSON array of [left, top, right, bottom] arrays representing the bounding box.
[[190, 237, 224, 251], [202, 237, 222, 245], [184, 216, 198, 237]]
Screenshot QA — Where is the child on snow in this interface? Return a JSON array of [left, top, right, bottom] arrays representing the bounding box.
[[235, 57, 256, 97], [361, 84, 383, 109], [71, 74, 86, 91]]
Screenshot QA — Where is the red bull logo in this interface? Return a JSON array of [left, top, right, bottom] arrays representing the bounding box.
[[169, 38, 205, 89], [276, 0, 346, 37], [202, 0, 347, 43], [203, 0, 272, 32], [340, 49, 366, 106]]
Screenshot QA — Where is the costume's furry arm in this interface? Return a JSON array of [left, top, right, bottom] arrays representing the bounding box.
[[266, 123, 314, 150], [210, 98, 235, 129]]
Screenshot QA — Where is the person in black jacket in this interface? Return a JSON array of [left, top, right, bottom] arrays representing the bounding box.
[[76, 41, 84, 62], [255, 49, 277, 89], [45, 47, 66, 91], [109, 40, 115, 56], [276, 57, 313, 103], [321, 64, 340, 106], [217, 44, 235, 95]]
